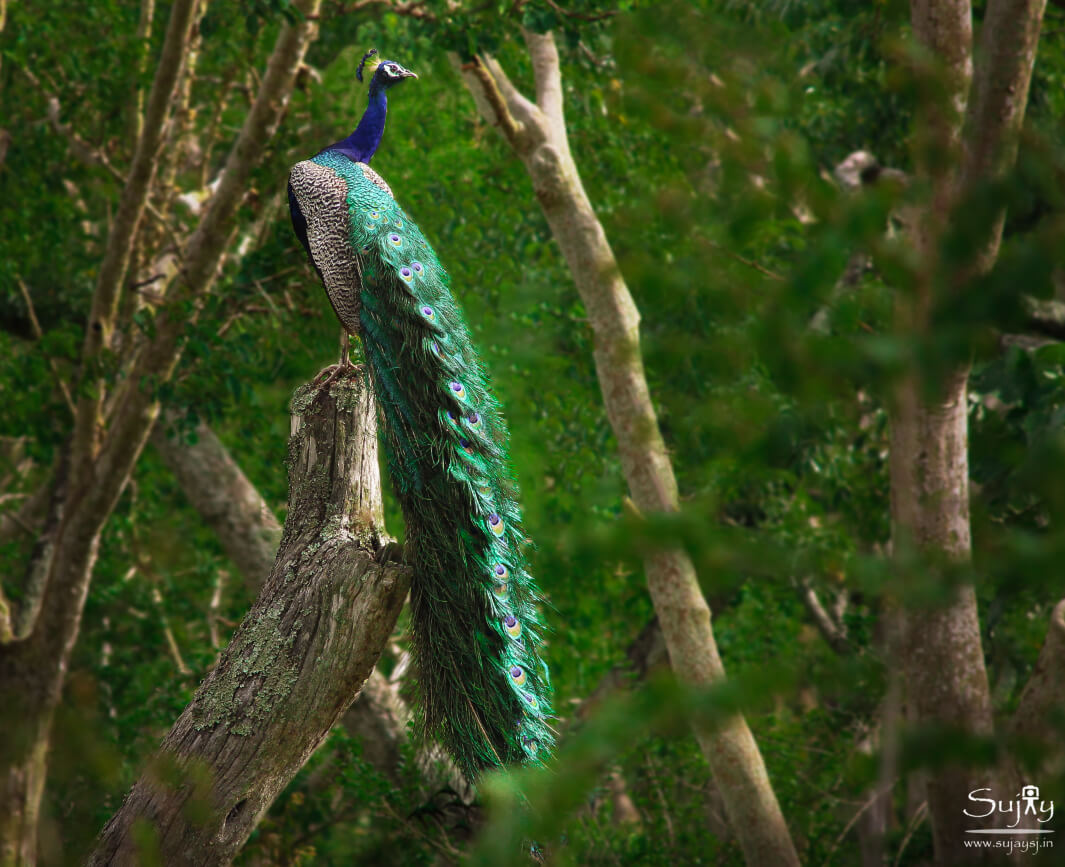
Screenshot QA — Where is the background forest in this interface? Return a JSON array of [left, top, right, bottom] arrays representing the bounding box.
[[1, 0, 1064, 865]]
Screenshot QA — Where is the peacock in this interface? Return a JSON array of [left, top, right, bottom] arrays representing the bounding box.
[[287, 49, 554, 782]]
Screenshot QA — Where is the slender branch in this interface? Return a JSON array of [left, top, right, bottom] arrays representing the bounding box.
[[127, 0, 158, 145], [69, 0, 198, 499], [458, 56, 525, 148], [893, 801, 929, 867], [81, 0, 198, 364], [958, 0, 1047, 273], [798, 580, 851, 656], [523, 27, 564, 129], [701, 238, 785, 282], [824, 779, 900, 866], [207, 569, 227, 650], [482, 54, 540, 128], [149, 582, 192, 677]]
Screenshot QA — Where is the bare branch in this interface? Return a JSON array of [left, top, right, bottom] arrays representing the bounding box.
[[523, 28, 564, 129], [959, 0, 1047, 272], [207, 569, 227, 650], [481, 54, 540, 129], [798, 580, 851, 656], [963, 0, 1046, 185], [149, 581, 192, 677], [82, 0, 198, 363], [127, 0, 158, 145], [68, 0, 198, 500], [451, 55, 526, 149]]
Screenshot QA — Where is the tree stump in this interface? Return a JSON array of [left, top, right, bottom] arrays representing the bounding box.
[[88, 366, 411, 866]]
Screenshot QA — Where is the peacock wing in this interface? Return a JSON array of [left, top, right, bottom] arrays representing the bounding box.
[[288, 159, 364, 334]]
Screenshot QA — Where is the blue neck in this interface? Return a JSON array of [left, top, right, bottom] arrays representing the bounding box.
[[329, 84, 387, 163]]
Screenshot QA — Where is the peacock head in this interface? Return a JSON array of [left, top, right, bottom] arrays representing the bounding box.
[[357, 48, 417, 92]]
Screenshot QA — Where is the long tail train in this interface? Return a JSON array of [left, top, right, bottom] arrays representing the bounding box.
[[306, 151, 554, 780]]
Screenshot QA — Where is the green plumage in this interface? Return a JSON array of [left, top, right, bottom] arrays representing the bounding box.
[[310, 151, 554, 779]]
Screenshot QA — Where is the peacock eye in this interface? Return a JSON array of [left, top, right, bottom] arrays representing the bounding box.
[[504, 615, 522, 639]]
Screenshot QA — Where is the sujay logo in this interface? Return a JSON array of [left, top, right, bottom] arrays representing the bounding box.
[[963, 785, 1055, 833]]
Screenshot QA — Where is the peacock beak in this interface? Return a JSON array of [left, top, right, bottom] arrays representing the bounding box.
[[402, 69, 418, 79]]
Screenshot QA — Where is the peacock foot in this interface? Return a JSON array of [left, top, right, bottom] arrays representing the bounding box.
[[311, 363, 349, 391]]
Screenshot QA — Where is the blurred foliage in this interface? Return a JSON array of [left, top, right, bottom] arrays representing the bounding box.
[[2, 0, 1065, 864]]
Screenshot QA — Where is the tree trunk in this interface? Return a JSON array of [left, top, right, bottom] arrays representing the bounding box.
[[88, 368, 411, 866], [895, 0, 1046, 860], [890, 370, 994, 858], [452, 32, 800, 867]]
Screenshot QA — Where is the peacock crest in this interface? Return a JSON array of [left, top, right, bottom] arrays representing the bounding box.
[[356, 47, 379, 82]]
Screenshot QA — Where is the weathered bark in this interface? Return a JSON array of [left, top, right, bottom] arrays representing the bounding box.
[[895, 0, 1046, 860], [453, 32, 800, 867], [88, 368, 411, 866], [0, 3, 322, 862], [151, 417, 282, 590]]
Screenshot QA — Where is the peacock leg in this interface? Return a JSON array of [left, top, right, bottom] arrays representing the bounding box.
[[312, 331, 355, 389], [338, 330, 353, 368]]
